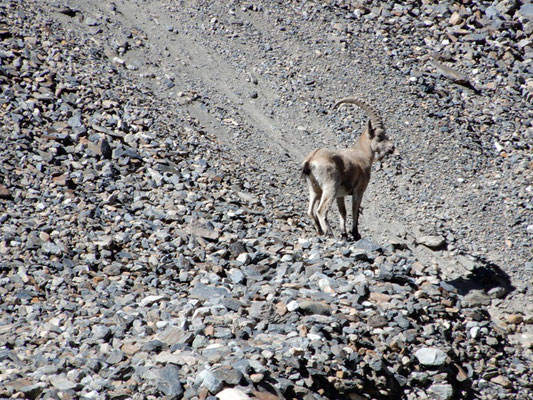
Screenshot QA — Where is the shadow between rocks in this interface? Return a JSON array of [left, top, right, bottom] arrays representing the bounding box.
[[444, 258, 515, 297]]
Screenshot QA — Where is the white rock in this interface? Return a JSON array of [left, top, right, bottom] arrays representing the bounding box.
[[287, 300, 299, 312], [140, 295, 168, 307], [236, 252, 251, 264], [217, 388, 251, 400], [470, 326, 481, 339], [414, 347, 447, 366]]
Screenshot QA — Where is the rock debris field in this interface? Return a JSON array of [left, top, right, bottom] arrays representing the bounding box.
[[0, 0, 532, 399]]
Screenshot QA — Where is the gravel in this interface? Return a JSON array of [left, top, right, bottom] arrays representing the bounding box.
[[1, 0, 532, 399]]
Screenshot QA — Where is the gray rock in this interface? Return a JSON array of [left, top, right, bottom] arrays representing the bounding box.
[[191, 284, 230, 301], [158, 365, 184, 399], [428, 383, 454, 400], [518, 3, 533, 20], [49, 376, 78, 391], [197, 369, 223, 394], [416, 235, 446, 249], [92, 325, 112, 342], [298, 300, 331, 316], [106, 349, 124, 364], [354, 239, 381, 252], [249, 301, 273, 318], [229, 269, 246, 284], [488, 286, 507, 299], [213, 365, 244, 385], [461, 290, 491, 307]]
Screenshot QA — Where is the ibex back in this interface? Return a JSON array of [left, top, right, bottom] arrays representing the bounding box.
[[301, 97, 394, 239]]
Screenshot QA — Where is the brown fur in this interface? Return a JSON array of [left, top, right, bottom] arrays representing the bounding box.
[[302, 97, 394, 239]]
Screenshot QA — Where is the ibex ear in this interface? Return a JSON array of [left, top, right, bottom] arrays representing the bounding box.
[[367, 120, 375, 138]]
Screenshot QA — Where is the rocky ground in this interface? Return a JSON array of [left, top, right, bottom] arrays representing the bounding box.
[[0, 0, 532, 399]]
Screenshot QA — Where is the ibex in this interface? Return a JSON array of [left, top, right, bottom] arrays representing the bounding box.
[[301, 97, 394, 239]]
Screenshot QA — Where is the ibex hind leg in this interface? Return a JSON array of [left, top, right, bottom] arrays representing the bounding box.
[[316, 190, 335, 236], [307, 182, 323, 234]]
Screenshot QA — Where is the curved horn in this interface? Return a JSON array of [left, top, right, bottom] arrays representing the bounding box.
[[333, 97, 384, 131]]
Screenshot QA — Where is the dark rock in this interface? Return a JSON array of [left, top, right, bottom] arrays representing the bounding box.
[[158, 365, 184, 399], [298, 300, 331, 316], [213, 365, 244, 385]]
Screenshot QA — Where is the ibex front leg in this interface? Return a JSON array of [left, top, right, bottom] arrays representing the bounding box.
[[351, 192, 363, 240], [336, 197, 348, 237]]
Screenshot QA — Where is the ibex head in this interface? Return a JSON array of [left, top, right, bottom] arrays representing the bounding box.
[[368, 121, 394, 161], [334, 97, 394, 162]]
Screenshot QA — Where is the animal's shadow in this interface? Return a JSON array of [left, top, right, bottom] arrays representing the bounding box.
[[445, 257, 515, 296]]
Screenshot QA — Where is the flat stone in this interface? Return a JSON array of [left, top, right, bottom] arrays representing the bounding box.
[[414, 347, 447, 367], [186, 223, 219, 240], [463, 33, 487, 43], [191, 283, 230, 301], [155, 351, 183, 364], [4, 378, 44, 399], [353, 239, 381, 252], [367, 314, 389, 328], [229, 269, 246, 283], [158, 326, 188, 346], [249, 301, 273, 318], [286, 300, 299, 312], [491, 375, 512, 388], [142, 339, 165, 353], [488, 286, 507, 299], [50, 376, 78, 391], [416, 235, 446, 249], [121, 342, 141, 356]]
